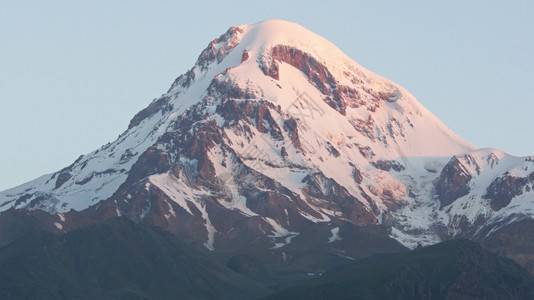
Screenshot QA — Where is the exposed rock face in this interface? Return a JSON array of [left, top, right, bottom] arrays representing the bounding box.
[[196, 26, 244, 71], [268, 45, 347, 114], [436, 156, 472, 208], [485, 171, 534, 210], [128, 96, 173, 129], [241, 50, 249, 63], [54, 170, 72, 190], [371, 160, 405, 172], [301, 173, 376, 226], [259, 45, 393, 116]]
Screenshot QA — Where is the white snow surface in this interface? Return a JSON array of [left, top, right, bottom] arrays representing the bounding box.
[[328, 227, 342, 243]]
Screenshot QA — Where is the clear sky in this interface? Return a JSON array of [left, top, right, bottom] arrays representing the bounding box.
[[1, 1, 533, 191]]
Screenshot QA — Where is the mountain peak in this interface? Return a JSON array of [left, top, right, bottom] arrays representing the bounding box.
[[188, 19, 373, 87], [6, 21, 532, 258], [2, 20, 476, 216], [239, 19, 341, 55]]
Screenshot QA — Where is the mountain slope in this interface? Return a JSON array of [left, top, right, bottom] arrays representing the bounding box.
[[0, 218, 268, 300], [265, 239, 534, 300], [0, 20, 533, 270]]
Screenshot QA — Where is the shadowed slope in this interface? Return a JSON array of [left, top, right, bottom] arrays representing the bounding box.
[[266, 239, 534, 300], [0, 218, 268, 300]]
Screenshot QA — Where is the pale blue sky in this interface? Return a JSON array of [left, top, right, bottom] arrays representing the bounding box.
[[1, 1, 533, 190]]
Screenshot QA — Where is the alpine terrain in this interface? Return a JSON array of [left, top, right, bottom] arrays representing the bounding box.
[[1, 20, 534, 298]]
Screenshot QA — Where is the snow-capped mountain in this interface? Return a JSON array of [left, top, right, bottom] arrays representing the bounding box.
[[1, 20, 533, 255]]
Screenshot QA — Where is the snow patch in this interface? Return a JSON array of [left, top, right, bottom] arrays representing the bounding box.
[[264, 217, 299, 249], [328, 227, 342, 243], [54, 222, 63, 230]]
